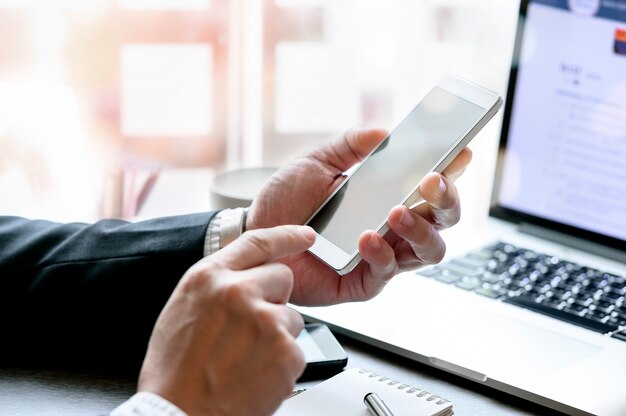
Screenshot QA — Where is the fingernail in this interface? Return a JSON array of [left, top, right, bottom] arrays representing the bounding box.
[[298, 226, 316, 242], [368, 233, 381, 250], [399, 208, 416, 228], [438, 176, 447, 194]]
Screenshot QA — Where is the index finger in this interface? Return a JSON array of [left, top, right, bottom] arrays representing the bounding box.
[[212, 225, 316, 270]]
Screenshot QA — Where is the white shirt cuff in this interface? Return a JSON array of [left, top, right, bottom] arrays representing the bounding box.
[[204, 210, 225, 257], [111, 392, 188, 416]]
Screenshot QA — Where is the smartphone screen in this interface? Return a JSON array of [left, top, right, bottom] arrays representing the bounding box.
[[308, 87, 487, 254], [295, 323, 347, 380], [296, 327, 328, 362]]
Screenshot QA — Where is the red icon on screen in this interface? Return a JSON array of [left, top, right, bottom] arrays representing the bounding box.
[[616, 29, 626, 56]]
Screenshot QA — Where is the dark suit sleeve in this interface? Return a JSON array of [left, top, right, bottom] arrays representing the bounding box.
[[0, 212, 218, 372]]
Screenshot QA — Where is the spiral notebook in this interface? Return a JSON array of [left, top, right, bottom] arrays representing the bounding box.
[[274, 368, 454, 416]]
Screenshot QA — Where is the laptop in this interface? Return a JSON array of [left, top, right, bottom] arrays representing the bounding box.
[[294, 1, 626, 415]]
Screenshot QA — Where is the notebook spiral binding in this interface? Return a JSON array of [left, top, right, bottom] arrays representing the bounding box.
[[358, 369, 450, 406]]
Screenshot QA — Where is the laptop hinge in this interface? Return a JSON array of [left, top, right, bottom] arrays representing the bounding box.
[[518, 222, 626, 264]]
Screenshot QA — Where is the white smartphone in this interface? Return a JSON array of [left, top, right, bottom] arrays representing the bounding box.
[[305, 74, 503, 275]]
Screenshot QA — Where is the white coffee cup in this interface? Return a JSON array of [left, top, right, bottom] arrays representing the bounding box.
[[209, 167, 278, 210]]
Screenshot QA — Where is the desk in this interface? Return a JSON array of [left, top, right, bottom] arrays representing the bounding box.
[[0, 335, 564, 416], [0, 167, 567, 415]]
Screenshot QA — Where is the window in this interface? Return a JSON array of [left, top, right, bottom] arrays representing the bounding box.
[[0, 0, 517, 221]]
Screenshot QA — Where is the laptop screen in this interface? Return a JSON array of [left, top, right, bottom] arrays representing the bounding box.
[[492, 0, 626, 249]]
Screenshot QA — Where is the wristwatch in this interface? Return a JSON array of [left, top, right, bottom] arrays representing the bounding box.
[[219, 207, 248, 248], [204, 207, 248, 256]]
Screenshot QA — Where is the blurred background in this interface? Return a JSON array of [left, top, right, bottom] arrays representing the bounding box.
[[0, 0, 519, 224]]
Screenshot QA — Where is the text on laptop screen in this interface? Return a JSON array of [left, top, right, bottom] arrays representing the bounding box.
[[498, 0, 626, 241]]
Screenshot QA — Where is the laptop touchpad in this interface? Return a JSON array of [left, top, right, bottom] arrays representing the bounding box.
[[431, 309, 603, 383]]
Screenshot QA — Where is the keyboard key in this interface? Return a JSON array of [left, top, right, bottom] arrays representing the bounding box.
[[480, 272, 501, 284], [455, 276, 481, 291], [575, 290, 598, 302], [609, 311, 626, 326], [612, 332, 626, 342], [416, 267, 440, 277], [559, 291, 573, 301], [452, 256, 489, 269], [608, 316, 626, 327], [468, 248, 496, 260], [538, 283, 552, 294], [505, 296, 618, 334], [524, 288, 542, 299], [474, 286, 504, 299], [572, 296, 594, 306], [564, 305, 588, 316], [569, 300, 592, 310], [441, 262, 482, 278], [514, 276, 531, 287], [603, 291, 624, 301], [434, 270, 461, 284], [544, 298, 566, 310], [551, 287, 568, 298], [501, 243, 517, 254], [587, 309, 608, 321], [594, 299, 614, 310]]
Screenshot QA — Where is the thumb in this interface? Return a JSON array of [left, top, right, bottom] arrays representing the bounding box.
[[315, 127, 388, 173], [210, 225, 316, 270]]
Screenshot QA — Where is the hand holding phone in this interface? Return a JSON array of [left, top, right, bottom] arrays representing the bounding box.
[[305, 75, 503, 274], [246, 76, 489, 305]]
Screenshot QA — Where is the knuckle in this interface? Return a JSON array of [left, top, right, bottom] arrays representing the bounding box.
[[422, 238, 446, 265], [444, 201, 462, 226], [436, 201, 461, 228], [255, 305, 279, 328], [274, 332, 295, 353], [180, 262, 218, 293], [410, 226, 432, 247], [216, 280, 254, 307]]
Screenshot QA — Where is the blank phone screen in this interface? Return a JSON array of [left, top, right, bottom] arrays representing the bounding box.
[[308, 87, 486, 254], [295, 328, 327, 362]]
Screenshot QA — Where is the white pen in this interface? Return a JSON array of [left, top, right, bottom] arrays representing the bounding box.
[[364, 392, 396, 416]]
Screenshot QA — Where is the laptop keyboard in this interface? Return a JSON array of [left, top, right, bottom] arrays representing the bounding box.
[[417, 242, 626, 340]]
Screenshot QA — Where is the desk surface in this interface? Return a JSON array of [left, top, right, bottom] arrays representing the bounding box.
[[0, 169, 566, 415], [0, 335, 564, 416]]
